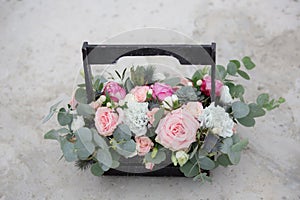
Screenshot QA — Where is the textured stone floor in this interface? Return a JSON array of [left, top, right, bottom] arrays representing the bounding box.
[[0, 0, 299, 199]]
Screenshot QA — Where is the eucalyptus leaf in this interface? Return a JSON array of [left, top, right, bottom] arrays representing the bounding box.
[[199, 156, 216, 170], [227, 62, 238, 75], [237, 116, 255, 127], [92, 129, 109, 149], [113, 124, 132, 142], [115, 139, 136, 158], [231, 139, 249, 152], [75, 87, 88, 104], [44, 129, 59, 140], [217, 154, 232, 167], [179, 157, 199, 178], [42, 100, 62, 123], [242, 56, 256, 70], [256, 93, 269, 106], [237, 70, 250, 80], [74, 139, 94, 159], [229, 60, 241, 68], [57, 108, 73, 126], [216, 65, 227, 80], [220, 137, 233, 154], [228, 150, 241, 165], [90, 162, 104, 176], [152, 108, 164, 127], [76, 103, 95, 116], [96, 148, 113, 168], [60, 138, 77, 162], [248, 103, 266, 118], [232, 101, 250, 118], [144, 150, 166, 164]]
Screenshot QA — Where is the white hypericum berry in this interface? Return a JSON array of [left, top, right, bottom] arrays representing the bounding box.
[[196, 79, 202, 86], [99, 95, 106, 102], [106, 102, 112, 108]]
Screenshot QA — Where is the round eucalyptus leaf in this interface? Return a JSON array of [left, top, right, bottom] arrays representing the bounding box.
[[232, 101, 250, 118]]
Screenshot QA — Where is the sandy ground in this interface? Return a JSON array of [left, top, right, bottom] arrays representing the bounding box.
[[0, 0, 300, 199]]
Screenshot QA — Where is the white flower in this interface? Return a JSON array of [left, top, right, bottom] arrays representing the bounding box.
[[196, 79, 202, 86], [119, 93, 135, 106], [219, 86, 233, 105], [71, 116, 85, 131], [148, 89, 153, 95], [106, 102, 112, 108], [198, 103, 234, 138], [162, 96, 173, 109], [124, 100, 149, 136], [171, 94, 178, 102], [175, 151, 189, 166], [99, 95, 106, 102]]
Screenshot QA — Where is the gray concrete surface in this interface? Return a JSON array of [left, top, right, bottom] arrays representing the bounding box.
[[0, 0, 299, 199]]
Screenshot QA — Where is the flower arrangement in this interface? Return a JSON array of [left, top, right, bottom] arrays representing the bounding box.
[[44, 57, 284, 182]]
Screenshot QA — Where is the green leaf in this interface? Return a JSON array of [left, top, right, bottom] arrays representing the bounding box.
[[278, 97, 285, 103], [237, 116, 255, 127], [152, 108, 164, 127], [113, 124, 132, 142], [44, 129, 59, 140], [60, 138, 77, 162], [248, 103, 266, 118], [175, 86, 198, 102], [179, 157, 199, 178], [229, 60, 241, 68], [76, 103, 95, 116], [256, 93, 269, 106], [237, 70, 250, 80], [192, 70, 202, 83], [75, 127, 93, 142], [216, 65, 227, 80], [228, 150, 241, 165], [199, 156, 215, 170], [75, 88, 87, 104], [242, 56, 256, 70], [125, 77, 134, 92], [164, 77, 181, 87], [231, 139, 249, 152], [92, 129, 109, 149], [232, 101, 250, 118], [115, 70, 121, 79], [74, 128, 95, 159], [144, 150, 166, 164], [217, 154, 232, 167], [114, 139, 136, 158], [57, 108, 73, 126], [91, 162, 104, 176], [42, 100, 62, 123], [96, 148, 113, 168], [227, 62, 238, 75], [220, 137, 233, 154]]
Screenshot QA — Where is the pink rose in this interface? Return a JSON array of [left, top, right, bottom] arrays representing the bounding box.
[[135, 136, 154, 156], [130, 86, 149, 102], [103, 81, 126, 102], [155, 109, 200, 151], [145, 162, 155, 170], [182, 102, 203, 119], [95, 107, 119, 136], [147, 107, 159, 125], [152, 82, 173, 101], [200, 75, 223, 97]]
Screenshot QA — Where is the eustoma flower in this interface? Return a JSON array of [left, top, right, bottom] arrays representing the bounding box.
[[152, 82, 174, 101], [103, 81, 126, 102], [155, 109, 199, 151], [200, 75, 223, 96]]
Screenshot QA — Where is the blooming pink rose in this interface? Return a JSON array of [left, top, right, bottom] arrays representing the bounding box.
[[103, 81, 126, 102], [95, 107, 119, 136], [135, 136, 154, 156], [130, 86, 149, 102], [200, 75, 223, 97], [182, 102, 203, 118], [152, 82, 173, 101], [145, 162, 155, 170], [155, 109, 200, 151], [147, 107, 159, 125]]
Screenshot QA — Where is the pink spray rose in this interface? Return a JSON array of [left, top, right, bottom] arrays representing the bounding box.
[[135, 136, 154, 156], [103, 81, 126, 102], [155, 109, 200, 151], [147, 107, 160, 125], [95, 107, 119, 136], [182, 102, 203, 119], [130, 86, 149, 102], [200, 75, 223, 97], [152, 82, 173, 101]]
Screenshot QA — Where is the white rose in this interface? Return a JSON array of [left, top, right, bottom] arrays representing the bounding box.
[[162, 96, 173, 109]]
